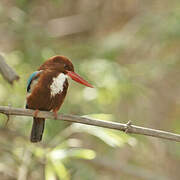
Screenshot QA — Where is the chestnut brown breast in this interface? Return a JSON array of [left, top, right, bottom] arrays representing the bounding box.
[[26, 70, 69, 112]]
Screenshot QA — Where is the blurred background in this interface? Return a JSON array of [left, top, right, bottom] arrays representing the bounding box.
[[0, 0, 180, 179]]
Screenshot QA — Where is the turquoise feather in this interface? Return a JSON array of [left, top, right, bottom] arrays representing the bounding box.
[[27, 71, 42, 92]]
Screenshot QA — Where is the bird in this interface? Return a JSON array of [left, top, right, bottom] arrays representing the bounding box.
[[26, 55, 93, 143]]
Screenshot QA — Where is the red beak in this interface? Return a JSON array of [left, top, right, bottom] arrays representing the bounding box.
[[67, 71, 93, 88]]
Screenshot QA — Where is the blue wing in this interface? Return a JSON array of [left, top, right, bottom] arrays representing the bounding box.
[[26, 70, 42, 109], [27, 71, 42, 92]]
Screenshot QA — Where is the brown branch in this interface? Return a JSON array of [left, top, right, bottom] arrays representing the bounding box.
[[0, 54, 19, 84], [0, 106, 180, 142]]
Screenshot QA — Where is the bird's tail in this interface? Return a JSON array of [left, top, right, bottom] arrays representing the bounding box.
[[30, 118, 45, 143]]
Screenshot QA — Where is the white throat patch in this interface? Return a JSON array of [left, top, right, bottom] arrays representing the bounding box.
[[50, 73, 67, 97]]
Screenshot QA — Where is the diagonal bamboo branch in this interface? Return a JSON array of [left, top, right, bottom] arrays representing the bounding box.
[[0, 54, 19, 84], [0, 106, 180, 142]]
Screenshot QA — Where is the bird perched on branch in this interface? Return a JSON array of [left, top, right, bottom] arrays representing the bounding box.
[[26, 55, 93, 143]]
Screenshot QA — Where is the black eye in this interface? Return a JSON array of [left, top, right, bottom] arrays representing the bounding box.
[[64, 64, 69, 70]]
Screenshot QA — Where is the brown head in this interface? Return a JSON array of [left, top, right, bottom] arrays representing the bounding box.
[[39, 55, 74, 72], [39, 55, 93, 88]]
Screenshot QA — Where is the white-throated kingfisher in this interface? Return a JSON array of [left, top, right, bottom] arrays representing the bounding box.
[[26, 55, 93, 143]]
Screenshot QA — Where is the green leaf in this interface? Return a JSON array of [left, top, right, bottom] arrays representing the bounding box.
[[66, 149, 96, 160], [45, 163, 56, 180], [50, 148, 96, 161], [52, 161, 70, 180], [33, 147, 46, 158], [70, 122, 137, 147]]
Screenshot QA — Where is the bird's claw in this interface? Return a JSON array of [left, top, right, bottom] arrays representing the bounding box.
[[53, 111, 58, 119], [34, 109, 40, 118]]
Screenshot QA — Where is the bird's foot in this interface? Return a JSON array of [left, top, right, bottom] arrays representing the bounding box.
[[53, 110, 58, 119], [34, 109, 40, 118]]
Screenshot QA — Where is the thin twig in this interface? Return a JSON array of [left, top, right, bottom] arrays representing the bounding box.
[[0, 106, 180, 142], [0, 54, 19, 84], [4, 104, 12, 127], [4, 115, 10, 127]]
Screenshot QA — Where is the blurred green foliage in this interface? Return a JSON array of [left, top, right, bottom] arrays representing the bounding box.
[[0, 0, 180, 180]]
